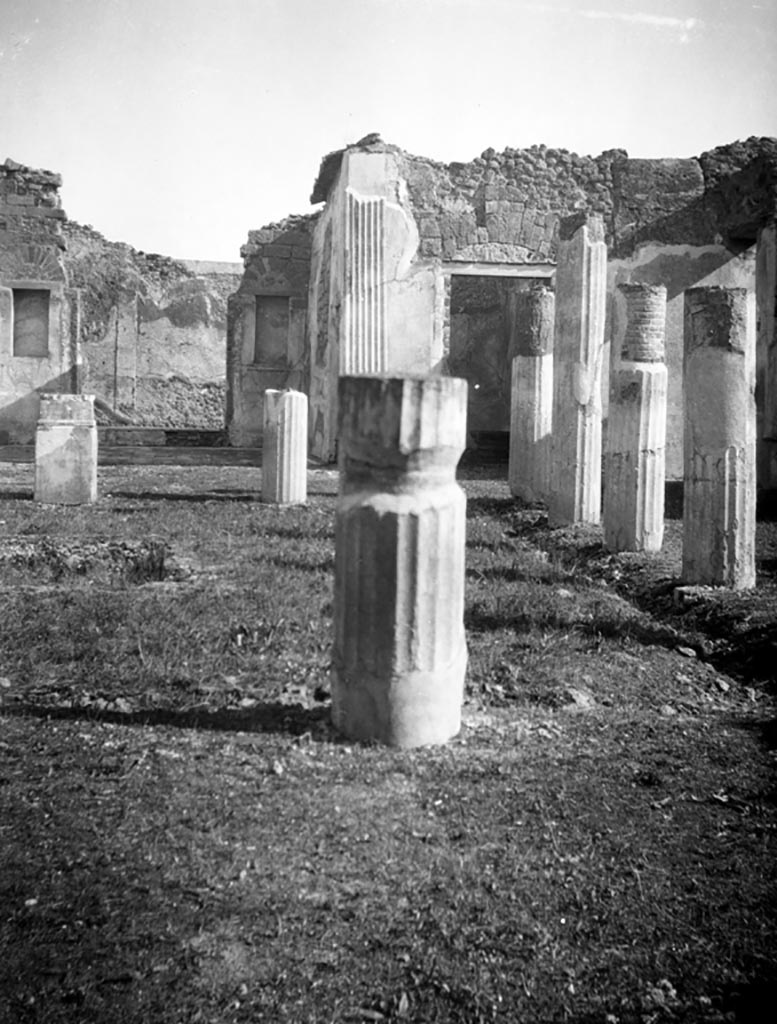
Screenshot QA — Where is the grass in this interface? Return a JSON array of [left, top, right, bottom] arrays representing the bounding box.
[[0, 460, 775, 1023]]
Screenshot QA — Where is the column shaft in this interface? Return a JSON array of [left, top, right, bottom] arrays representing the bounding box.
[[683, 287, 756, 588], [508, 285, 554, 502], [262, 389, 308, 505], [603, 284, 667, 552], [333, 375, 468, 748]]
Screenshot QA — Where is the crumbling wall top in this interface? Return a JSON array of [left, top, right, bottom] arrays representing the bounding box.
[[0, 156, 67, 280], [310, 133, 401, 204], [305, 135, 777, 261]]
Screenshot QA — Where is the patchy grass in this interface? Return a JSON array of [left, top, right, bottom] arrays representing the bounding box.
[[0, 460, 776, 1023]]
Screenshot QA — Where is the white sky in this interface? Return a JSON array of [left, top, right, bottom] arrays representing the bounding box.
[[1, 0, 775, 261]]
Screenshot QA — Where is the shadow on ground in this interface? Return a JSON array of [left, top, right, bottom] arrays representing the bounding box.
[[3, 700, 337, 738]]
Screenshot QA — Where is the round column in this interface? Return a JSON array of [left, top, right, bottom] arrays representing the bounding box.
[[683, 287, 756, 588], [262, 389, 308, 505], [603, 284, 667, 552], [508, 285, 554, 502], [333, 375, 468, 748]]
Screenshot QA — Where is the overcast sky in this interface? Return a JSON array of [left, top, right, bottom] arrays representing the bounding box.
[[1, 0, 775, 262]]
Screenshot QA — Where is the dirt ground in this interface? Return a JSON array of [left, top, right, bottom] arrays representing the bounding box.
[[0, 459, 775, 1023]]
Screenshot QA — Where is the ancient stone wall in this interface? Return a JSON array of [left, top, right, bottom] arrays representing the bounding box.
[[399, 144, 622, 264], [392, 136, 774, 478], [397, 137, 776, 262], [226, 214, 315, 446], [0, 158, 67, 280], [0, 158, 78, 443], [63, 223, 241, 429], [237, 134, 777, 478]]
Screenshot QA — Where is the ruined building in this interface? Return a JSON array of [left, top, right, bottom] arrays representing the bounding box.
[[0, 158, 241, 444], [0, 158, 79, 442], [227, 134, 777, 484]]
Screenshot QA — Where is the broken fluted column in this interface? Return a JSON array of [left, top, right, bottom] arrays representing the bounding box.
[[603, 284, 668, 552], [508, 284, 554, 502], [332, 376, 468, 748], [683, 287, 756, 589], [34, 394, 98, 504], [262, 389, 308, 505], [548, 213, 607, 526]]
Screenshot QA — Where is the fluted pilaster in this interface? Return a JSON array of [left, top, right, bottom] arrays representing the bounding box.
[[548, 213, 607, 526], [343, 191, 388, 374]]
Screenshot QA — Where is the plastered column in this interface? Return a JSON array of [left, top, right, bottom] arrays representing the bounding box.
[[34, 394, 97, 505], [548, 213, 607, 526], [603, 284, 667, 552], [262, 389, 308, 505], [332, 375, 468, 748], [683, 287, 756, 589], [757, 222, 777, 487], [508, 285, 554, 502]]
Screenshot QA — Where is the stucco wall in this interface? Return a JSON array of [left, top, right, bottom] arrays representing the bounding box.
[[307, 189, 342, 461], [64, 223, 241, 429], [226, 215, 314, 447]]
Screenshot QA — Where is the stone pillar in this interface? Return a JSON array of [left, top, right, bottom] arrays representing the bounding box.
[[333, 375, 468, 748], [548, 213, 607, 526], [262, 389, 308, 505], [34, 394, 97, 505], [508, 284, 554, 502], [603, 284, 667, 552], [683, 287, 756, 589]]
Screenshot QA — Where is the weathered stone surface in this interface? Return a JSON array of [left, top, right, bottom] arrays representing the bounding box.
[[604, 284, 667, 552], [227, 215, 315, 447], [758, 222, 777, 462], [683, 287, 756, 589], [63, 222, 240, 430], [509, 285, 554, 501], [0, 160, 78, 444], [261, 389, 307, 505], [548, 214, 607, 526], [34, 394, 97, 505], [343, 191, 388, 373], [332, 375, 468, 748], [400, 144, 620, 262]]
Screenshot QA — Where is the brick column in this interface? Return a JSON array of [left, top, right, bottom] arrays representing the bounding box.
[[548, 213, 607, 526], [603, 284, 667, 552], [262, 389, 308, 505], [508, 284, 554, 502], [332, 375, 468, 747], [683, 287, 756, 589]]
